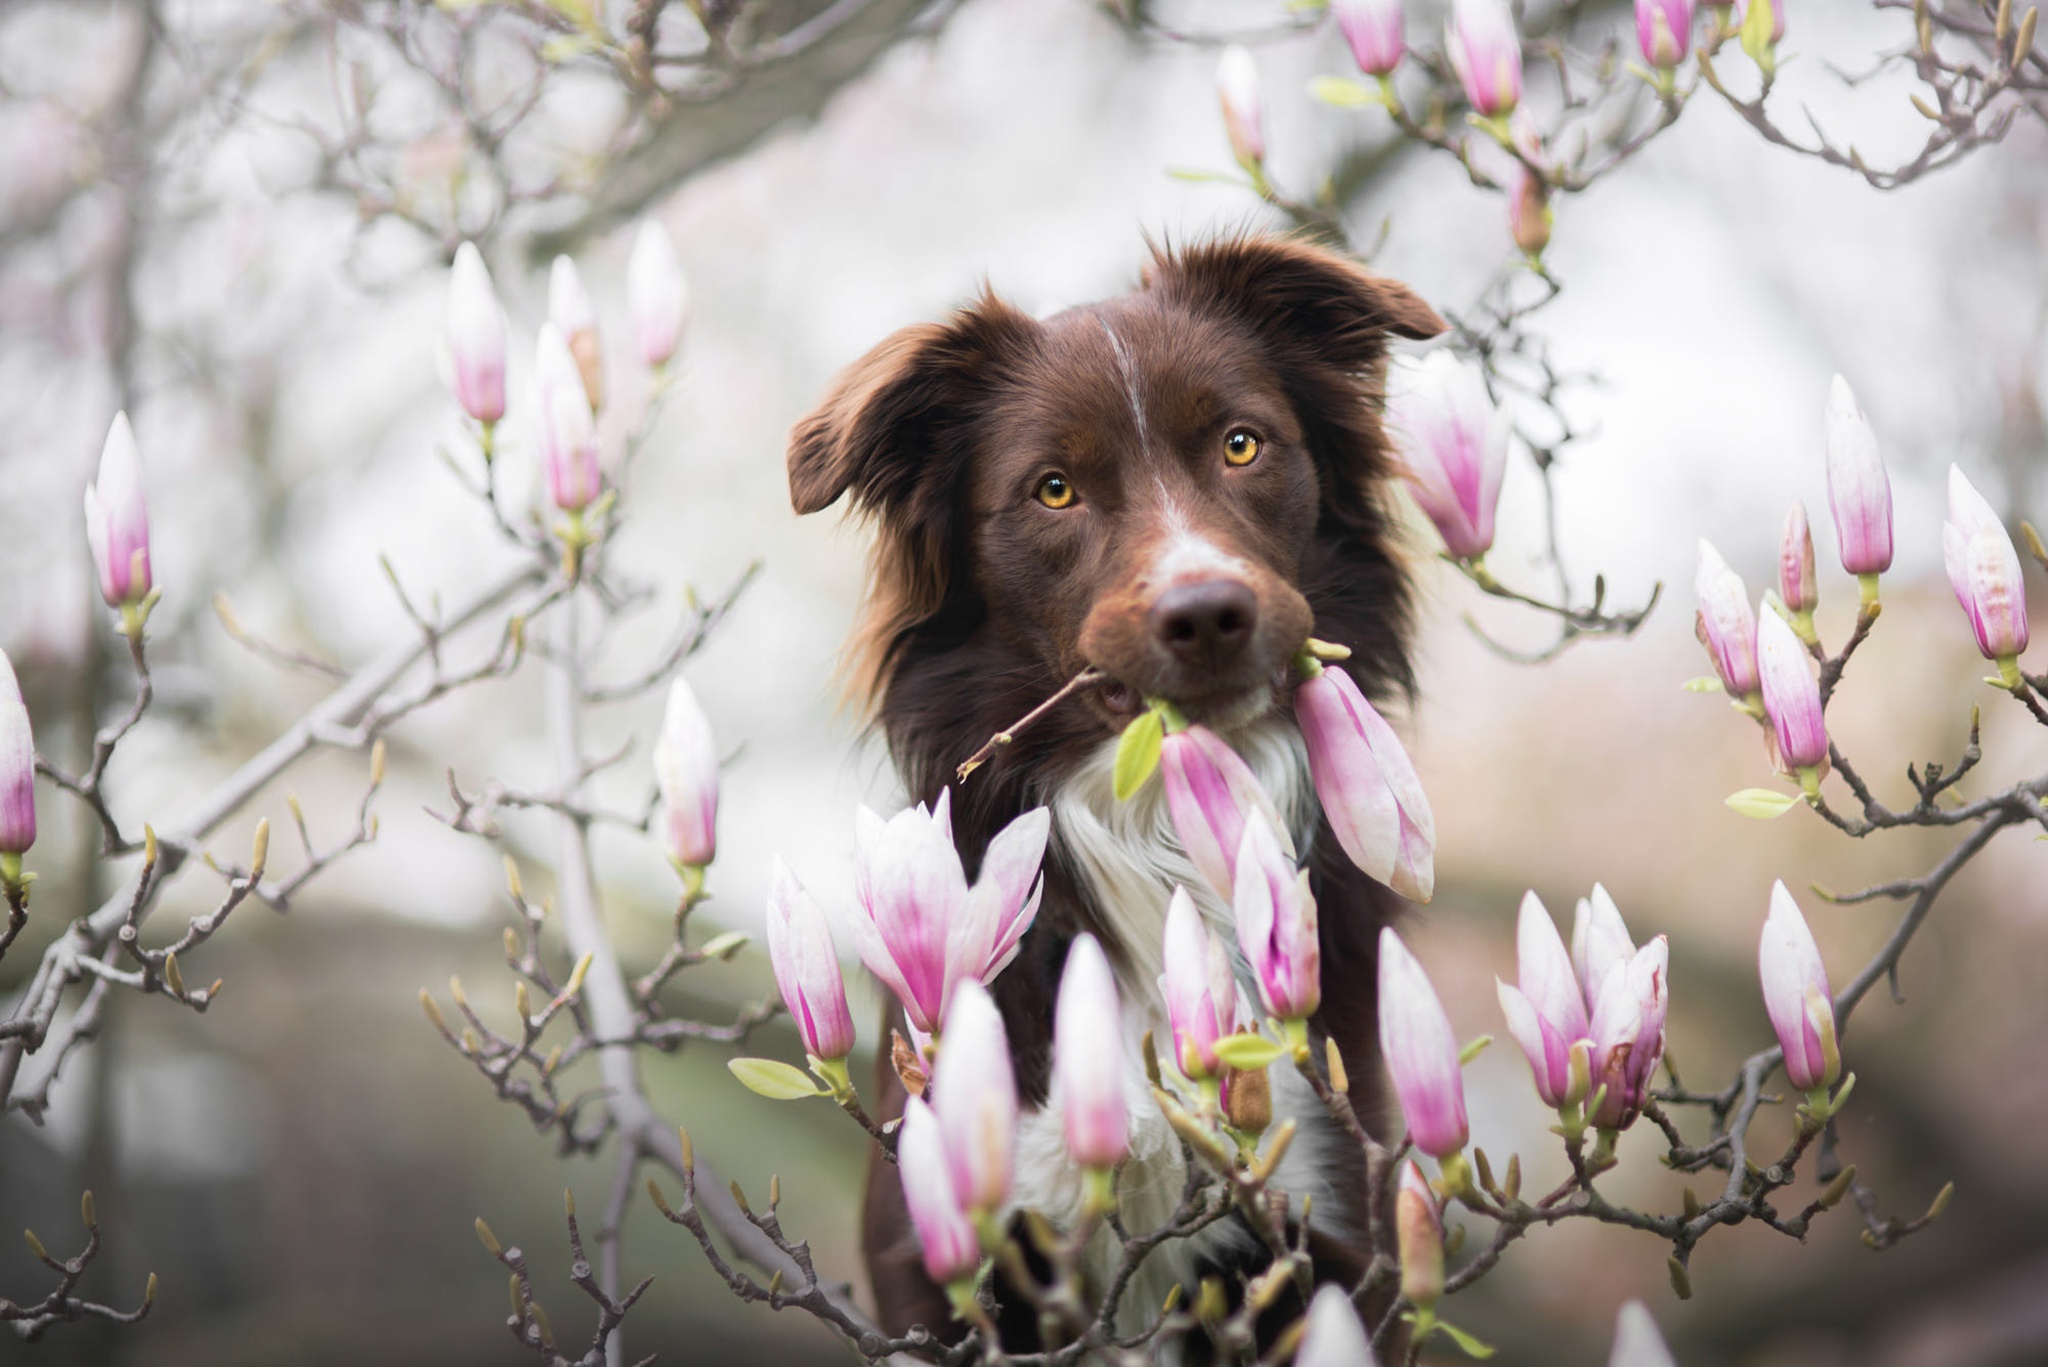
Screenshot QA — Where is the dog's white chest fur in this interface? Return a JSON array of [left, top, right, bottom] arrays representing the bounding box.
[[1014, 717, 1356, 1336]]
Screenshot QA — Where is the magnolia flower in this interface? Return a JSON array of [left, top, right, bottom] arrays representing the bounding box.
[[1824, 376, 1892, 577], [1335, 0, 1405, 76], [765, 859, 854, 1062], [1389, 350, 1509, 561], [548, 255, 604, 412], [653, 676, 718, 869], [847, 789, 1049, 1035], [1233, 810, 1320, 1020], [1779, 500, 1818, 617], [0, 649, 34, 858], [1586, 933, 1668, 1130], [535, 323, 603, 514], [1760, 881, 1839, 1092], [1609, 1301, 1680, 1367], [1496, 892, 1591, 1108], [1943, 465, 2030, 666], [930, 980, 1018, 1219], [897, 1098, 981, 1286], [1448, 0, 1523, 116], [1571, 887, 1667, 1131], [1160, 886, 1235, 1081], [1756, 608, 1827, 777], [84, 412, 151, 609], [1056, 934, 1129, 1170], [1396, 1159, 1444, 1309], [1294, 663, 1435, 902], [1635, 0, 1694, 66], [1694, 540, 1760, 700], [1296, 1283, 1380, 1367], [1160, 725, 1279, 903], [446, 242, 507, 425], [1217, 46, 1264, 170], [1378, 927, 1468, 1157], [627, 220, 688, 370]]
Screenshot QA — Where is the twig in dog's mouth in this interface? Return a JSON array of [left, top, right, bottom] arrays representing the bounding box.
[[955, 668, 1110, 782]]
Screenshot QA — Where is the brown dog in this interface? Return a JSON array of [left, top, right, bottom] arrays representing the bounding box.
[[788, 233, 1444, 1349]]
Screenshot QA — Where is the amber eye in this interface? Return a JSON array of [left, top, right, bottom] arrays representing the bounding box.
[[1035, 473, 1078, 509], [1223, 428, 1262, 467]]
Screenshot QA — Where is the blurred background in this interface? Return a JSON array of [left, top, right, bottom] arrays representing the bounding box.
[[0, 0, 2044, 1363]]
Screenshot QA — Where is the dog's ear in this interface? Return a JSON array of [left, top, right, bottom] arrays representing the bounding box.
[[787, 296, 1039, 517], [1140, 235, 1445, 369]]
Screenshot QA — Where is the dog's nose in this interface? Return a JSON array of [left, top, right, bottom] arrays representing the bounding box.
[[1149, 580, 1258, 665]]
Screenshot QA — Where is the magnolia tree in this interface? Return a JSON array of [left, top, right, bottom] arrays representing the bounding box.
[[3, 0, 2047, 1364]]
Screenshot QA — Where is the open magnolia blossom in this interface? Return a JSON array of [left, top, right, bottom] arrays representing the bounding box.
[[1293, 661, 1435, 902], [1159, 723, 1281, 903], [1232, 809, 1321, 1022], [846, 789, 1048, 1036], [1573, 887, 1668, 1132], [1497, 891, 1591, 1109]]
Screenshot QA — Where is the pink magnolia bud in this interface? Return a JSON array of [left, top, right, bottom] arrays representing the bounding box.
[[1635, 0, 1694, 67], [847, 790, 1048, 1035], [626, 220, 688, 370], [446, 242, 507, 425], [1217, 46, 1265, 169], [653, 676, 718, 868], [1233, 810, 1320, 1021], [1160, 886, 1234, 1081], [1496, 892, 1590, 1107], [1160, 724, 1279, 902], [897, 1098, 982, 1286], [1694, 539, 1760, 699], [1586, 934, 1668, 1130], [1335, 0, 1405, 76], [1610, 1301, 1680, 1367], [765, 859, 854, 1062], [84, 412, 151, 609], [0, 650, 34, 857], [1756, 608, 1828, 775], [931, 979, 1017, 1218], [1448, 0, 1523, 116], [1760, 881, 1839, 1092], [1779, 500, 1818, 615], [1395, 1158, 1444, 1308], [1390, 351, 1509, 562], [1377, 927, 1468, 1157], [1296, 1283, 1380, 1367], [1824, 376, 1892, 576], [535, 323, 603, 514], [1294, 663, 1435, 902], [1943, 465, 2030, 664], [548, 255, 604, 413], [1056, 933, 1129, 1170]]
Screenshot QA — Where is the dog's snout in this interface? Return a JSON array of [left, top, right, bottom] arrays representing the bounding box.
[[1149, 580, 1258, 665]]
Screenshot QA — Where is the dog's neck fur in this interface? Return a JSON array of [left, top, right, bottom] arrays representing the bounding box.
[[1012, 716, 1358, 1334]]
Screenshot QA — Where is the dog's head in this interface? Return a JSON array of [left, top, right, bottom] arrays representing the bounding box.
[[789, 235, 1444, 754]]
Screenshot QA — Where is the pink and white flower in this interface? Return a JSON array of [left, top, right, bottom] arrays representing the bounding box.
[[1233, 809, 1320, 1021], [1694, 540, 1760, 700], [1217, 46, 1265, 169], [1056, 934, 1129, 1170], [1160, 886, 1235, 1082], [897, 1098, 982, 1286], [1757, 607, 1827, 775], [1378, 927, 1467, 1157], [1943, 465, 2030, 666], [1159, 725, 1279, 903], [930, 980, 1018, 1220], [1389, 350, 1509, 562], [1294, 663, 1434, 902], [0, 649, 34, 857], [535, 323, 603, 514], [84, 412, 151, 609], [1760, 881, 1840, 1093], [764, 859, 854, 1062], [1335, 0, 1405, 76], [1448, 0, 1523, 116], [446, 242, 507, 425], [627, 220, 688, 370], [654, 676, 719, 869], [1824, 376, 1892, 577], [1496, 892, 1590, 1108]]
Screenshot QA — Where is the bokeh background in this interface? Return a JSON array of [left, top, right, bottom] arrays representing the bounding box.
[[1, 0, 2044, 1363]]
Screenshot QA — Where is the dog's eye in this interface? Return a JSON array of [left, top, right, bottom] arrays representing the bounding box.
[[1034, 473, 1078, 509], [1223, 429, 1262, 467]]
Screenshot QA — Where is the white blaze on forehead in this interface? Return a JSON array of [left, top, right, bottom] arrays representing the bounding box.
[[1152, 482, 1253, 583], [1098, 319, 1148, 447]]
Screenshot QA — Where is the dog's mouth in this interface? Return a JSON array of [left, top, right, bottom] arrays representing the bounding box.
[[1088, 667, 1289, 730]]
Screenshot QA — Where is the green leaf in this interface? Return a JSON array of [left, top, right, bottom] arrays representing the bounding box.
[[1434, 1320, 1497, 1359], [1309, 75, 1380, 108], [1725, 788, 1800, 820], [727, 1058, 827, 1100], [1165, 167, 1244, 185], [1212, 1033, 1286, 1071], [1680, 675, 1725, 693], [699, 931, 749, 961], [1113, 709, 1166, 801]]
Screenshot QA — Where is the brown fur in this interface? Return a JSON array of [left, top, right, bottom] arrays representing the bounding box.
[[787, 233, 1445, 1348]]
